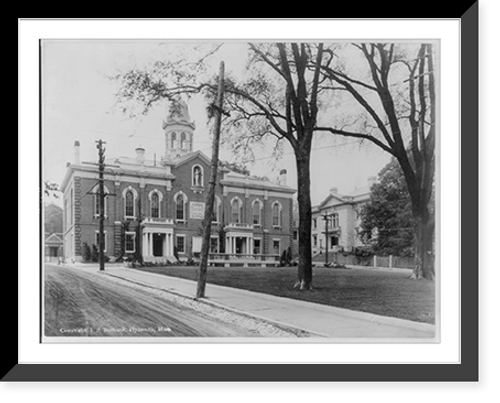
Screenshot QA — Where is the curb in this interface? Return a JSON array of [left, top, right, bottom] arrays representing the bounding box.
[[54, 263, 435, 336], [103, 271, 328, 339]]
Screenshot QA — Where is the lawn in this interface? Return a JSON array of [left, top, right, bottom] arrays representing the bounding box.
[[132, 265, 436, 324]]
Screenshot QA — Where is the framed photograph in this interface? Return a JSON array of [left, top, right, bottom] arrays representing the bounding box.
[[11, 12, 477, 381]]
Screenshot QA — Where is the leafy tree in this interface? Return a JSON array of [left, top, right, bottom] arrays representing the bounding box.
[[359, 158, 415, 257], [44, 181, 60, 198], [44, 203, 63, 234]]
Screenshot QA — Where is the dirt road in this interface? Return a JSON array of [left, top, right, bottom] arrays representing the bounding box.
[[44, 264, 265, 338]]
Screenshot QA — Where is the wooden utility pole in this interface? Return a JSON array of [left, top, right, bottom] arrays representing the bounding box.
[[322, 209, 334, 267], [96, 139, 106, 271], [196, 61, 225, 299]]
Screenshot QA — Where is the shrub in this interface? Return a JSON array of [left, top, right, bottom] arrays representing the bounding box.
[[82, 242, 92, 262], [91, 244, 99, 262]]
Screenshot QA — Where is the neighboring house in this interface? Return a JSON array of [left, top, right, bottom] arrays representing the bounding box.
[[45, 232, 63, 261], [311, 179, 375, 255], [60, 98, 295, 263]]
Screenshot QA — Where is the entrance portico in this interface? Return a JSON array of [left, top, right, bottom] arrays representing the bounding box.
[[141, 218, 175, 261], [224, 223, 254, 255], [225, 233, 254, 255]]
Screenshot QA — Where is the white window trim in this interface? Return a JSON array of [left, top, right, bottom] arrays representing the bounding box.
[[271, 201, 283, 228], [125, 231, 136, 253], [210, 235, 219, 253], [253, 237, 262, 255], [192, 164, 204, 188], [173, 191, 188, 222], [171, 131, 177, 149], [148, 189, 163, 218], [95, 230, 107, 253], [252, 199, 263, 226], [122, 186, 138, 219], [230, 196, 243, 224], [212, 195, 221, 223], [272, 238, 281, 254], [93, 185, 110, 219], [176, 234, 186, 254]]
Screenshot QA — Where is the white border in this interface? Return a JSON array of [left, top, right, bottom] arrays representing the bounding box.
[[20, 19, 460, 365]]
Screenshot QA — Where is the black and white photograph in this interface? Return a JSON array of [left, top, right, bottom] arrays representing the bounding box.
[[41, 38, 438, 342]]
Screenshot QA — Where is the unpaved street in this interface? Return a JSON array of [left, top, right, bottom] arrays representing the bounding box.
[[44, 264, 267, 337]]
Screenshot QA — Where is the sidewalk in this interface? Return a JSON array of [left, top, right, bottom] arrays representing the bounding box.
[[65, 263, 436, 340]]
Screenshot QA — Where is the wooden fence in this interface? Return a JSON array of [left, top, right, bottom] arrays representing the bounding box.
[[315, 252, 416, 269]]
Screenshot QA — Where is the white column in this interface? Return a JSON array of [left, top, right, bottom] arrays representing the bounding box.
[[163, 234, 167, 257], [142, 233, 147, 257]]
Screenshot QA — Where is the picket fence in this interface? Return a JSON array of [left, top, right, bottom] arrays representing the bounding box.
[[315, 252, 416, 270]]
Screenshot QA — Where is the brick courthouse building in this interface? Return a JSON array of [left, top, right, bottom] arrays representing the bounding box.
[[60, 99, 296, 264]]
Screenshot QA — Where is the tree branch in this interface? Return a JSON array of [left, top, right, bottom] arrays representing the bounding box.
[[314, 126, 396, 156]]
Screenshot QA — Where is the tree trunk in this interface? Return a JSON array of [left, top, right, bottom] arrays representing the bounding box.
[[411, 209, 435, 280], [294, 152, 313, 290], [196, 61, 225, 299]]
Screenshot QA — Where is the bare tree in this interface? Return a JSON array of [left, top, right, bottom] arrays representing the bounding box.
[[317, 43, 436, 280]]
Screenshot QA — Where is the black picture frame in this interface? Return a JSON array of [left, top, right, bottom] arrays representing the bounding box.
[[9, 11, 478, 382]]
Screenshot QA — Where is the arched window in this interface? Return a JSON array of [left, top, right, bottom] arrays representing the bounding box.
[[272, 201, 282, 227], [192, 165, 203, 188], [171, 132, 177, 148], [174, 192, 187, 222], [148, 189, 163, 219], [212, 196, 221, 223], [151, 193, 159, 218], [122, 186, 138, 219], [231, 197, 242, 224], [125, 192, 134, 217], [181, 132, 187, 149], [252, 199, 262, 225]]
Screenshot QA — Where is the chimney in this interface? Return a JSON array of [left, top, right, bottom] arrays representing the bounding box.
[[74, 140, 80, 165], [135, 146, 145, 164], [367, 176, 377, 188], [279, 169, 287, 186], [330, 187, 338, 196]]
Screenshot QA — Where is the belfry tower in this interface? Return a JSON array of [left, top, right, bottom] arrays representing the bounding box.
[[162, 97, 196, 160]]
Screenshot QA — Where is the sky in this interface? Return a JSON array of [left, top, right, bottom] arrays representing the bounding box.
[[41, 40, 391, 207]]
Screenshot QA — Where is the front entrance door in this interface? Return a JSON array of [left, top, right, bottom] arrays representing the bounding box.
[[235, 237, 244, 254], [153, 233, 164, 257]]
